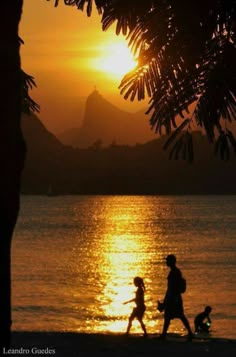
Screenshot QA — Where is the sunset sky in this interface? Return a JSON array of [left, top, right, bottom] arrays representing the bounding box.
[[20, 0, 147, 134]]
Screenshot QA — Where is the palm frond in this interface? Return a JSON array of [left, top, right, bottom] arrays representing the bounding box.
[[163, 119, 191, 150], [119, 60, 157, 102], [214, 131, 230, 160], [118, 1, 236, 159], [226, 129, 236, 154], [194, 41, 236, 143], [47, 0, 104, 15], [168, 131, 194, 162], [214, 129, 236, 160], [169, 136, 184, 160], [21, 71, 40, 114]]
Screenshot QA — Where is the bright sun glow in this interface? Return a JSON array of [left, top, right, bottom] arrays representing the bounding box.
[[92, 40, 137, 78]]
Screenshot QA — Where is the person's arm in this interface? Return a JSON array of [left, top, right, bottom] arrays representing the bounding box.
[[123, 298, 135, 305], [207, 315, 211, 323]]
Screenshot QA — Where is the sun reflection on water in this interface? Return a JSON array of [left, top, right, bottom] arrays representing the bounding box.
[[93, 198, 154, 333]]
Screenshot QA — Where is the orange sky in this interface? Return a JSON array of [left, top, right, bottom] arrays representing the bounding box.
[[20, 0, 147, 134]]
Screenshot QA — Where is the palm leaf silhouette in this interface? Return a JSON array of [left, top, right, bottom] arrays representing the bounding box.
[[21, 71, 40, 114]]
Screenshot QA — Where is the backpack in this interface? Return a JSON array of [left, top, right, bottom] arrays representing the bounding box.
[[179, 277, 187, 293]]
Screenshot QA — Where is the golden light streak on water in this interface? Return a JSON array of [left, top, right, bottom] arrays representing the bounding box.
[[93, 197, 154, 333]]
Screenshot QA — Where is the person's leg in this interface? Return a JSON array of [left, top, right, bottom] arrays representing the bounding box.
[[160, 316, 170, 339], [126, 309, 136, 334], [180, 315, 193, 339], [138, 318, 147, 335], [126, 316, 133, 334]]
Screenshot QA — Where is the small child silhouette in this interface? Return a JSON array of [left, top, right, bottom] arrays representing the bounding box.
[[194, 306, 212, 333], [123, 277, 147, 336]]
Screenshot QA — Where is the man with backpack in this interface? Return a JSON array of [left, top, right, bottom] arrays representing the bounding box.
[[159, 254, 193, 341]]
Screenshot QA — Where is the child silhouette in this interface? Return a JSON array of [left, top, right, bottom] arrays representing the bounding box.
[[123, 277, 147, 336], [194, 306, 212, 333]]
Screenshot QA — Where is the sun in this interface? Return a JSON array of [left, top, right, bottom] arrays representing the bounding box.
[[99, 43, 137, 77], [92, 39, 137, 78]]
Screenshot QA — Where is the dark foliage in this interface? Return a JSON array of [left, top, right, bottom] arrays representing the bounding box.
[[21, 70, 40, 114]]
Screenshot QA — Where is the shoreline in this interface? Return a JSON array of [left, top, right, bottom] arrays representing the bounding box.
[[9, 332, 236, 357]]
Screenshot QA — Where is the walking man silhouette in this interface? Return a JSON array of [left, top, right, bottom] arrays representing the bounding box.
[[160, 254, 193, 341]]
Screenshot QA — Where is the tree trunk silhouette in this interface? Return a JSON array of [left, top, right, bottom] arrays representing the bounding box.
[[0, 1, 25, 349]]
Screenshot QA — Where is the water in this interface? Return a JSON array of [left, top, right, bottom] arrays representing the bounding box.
[[12, 195, 236, 339]]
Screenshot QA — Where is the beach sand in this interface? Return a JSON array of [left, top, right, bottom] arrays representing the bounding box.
[[7, 332, 235, 357]]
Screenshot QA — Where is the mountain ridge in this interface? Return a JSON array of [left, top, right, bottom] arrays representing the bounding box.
[[21, 112, 236, 195], [57, 90, 156, 147]]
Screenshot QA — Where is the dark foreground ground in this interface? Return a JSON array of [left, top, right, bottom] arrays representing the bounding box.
[[7, 332, 236, 357]]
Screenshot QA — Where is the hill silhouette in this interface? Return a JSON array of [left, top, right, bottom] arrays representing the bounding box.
[[58, 90, 156, 147], [21, 112, 236, 195], [21, 113, 73, 193]]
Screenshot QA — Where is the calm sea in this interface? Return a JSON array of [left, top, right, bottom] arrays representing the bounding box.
[[12, 195, 236, 339]]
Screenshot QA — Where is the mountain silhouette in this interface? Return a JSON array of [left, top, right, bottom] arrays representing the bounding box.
[[21, 113, 72, 193], [21, 112, 236, 195], [22, 112, 64, 153], [58, 90, 156, 147]]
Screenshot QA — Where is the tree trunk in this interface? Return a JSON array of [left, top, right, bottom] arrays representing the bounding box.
[[0, 0, 25, 349]]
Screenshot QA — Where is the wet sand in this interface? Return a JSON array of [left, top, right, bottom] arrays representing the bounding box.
[[7, 332, 236, 357]]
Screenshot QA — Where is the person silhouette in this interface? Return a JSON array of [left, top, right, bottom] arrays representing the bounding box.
[[123, 276, 147, 336], [194, 306, 212, 333], [159, 254, 193, 341]]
